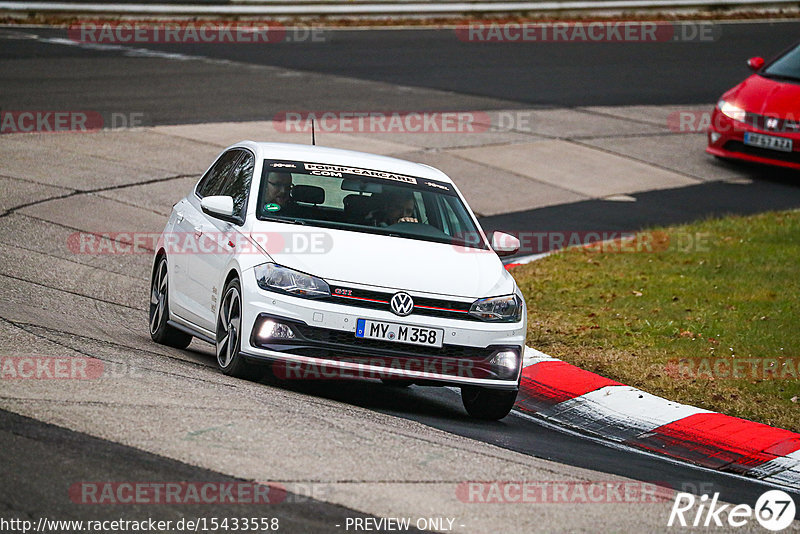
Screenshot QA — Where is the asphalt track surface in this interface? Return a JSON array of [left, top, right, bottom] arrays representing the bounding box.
[[2, 20, 800, 530], [0, 409, 391, 533], [1, 22, 799, 120]]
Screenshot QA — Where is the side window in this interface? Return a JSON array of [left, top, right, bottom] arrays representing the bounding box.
[[196, 150, 243, 199], [436, 196, 465, 237], [217, 151, 254, 220]]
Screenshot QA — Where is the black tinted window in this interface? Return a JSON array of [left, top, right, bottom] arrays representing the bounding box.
[[196, 150, 243, 198], [218, 151, 254, 219]]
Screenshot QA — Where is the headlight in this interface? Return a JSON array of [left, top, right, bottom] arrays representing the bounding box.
[[718, 99, 746, 123], [254, 263, 330, 298], [469, 294, 523, 322]]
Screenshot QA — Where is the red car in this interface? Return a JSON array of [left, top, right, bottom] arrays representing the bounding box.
[[707, 42, 800, 170]]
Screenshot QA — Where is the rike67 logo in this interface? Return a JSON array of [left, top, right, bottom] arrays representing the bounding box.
[[668, 490, 796, 531]]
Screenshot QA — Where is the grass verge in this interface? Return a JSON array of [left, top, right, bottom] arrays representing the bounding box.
[[512, 209, 800, 432]]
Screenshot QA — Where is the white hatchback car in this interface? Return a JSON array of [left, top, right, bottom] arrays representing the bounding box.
[[150, 142, 526, 419]]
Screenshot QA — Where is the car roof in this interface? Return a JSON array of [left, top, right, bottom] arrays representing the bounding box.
[[232, 141, 453, 184]]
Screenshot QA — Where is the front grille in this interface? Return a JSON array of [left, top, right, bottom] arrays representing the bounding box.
[[324, 285, 479, 321], [744, 112, 800, 134], [291, 323, 494, 359], [723, 141, 800, 164]]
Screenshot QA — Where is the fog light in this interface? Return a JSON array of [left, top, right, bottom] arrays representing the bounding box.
[[256, 319, 295, 341], [710, 132, 722, 144], [490, 349, 520, 379]]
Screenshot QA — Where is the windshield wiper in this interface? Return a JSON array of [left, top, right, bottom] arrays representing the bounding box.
[[259, 216, 306, 225]]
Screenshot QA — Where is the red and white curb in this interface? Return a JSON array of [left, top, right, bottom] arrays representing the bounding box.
[[502, 252, 550, 271], [514, 347, 800, 490]]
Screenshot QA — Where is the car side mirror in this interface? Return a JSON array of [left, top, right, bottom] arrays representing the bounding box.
[[201, 196, 240, 223], [747, 56, 764, 71], [491, 231, 520, 257]]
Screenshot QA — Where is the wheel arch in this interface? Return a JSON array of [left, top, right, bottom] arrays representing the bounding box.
[[223, 267, 240, 289], [151, 248, 167, 280], [216, 266, 243, 320]]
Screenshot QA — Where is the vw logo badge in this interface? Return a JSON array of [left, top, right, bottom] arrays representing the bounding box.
[[766, 117, 779, 130], [390, 292, 414, 317]]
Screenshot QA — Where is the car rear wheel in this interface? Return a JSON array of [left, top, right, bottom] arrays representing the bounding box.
[[149, 256, 192, 349], [216, 278, 264, 381], [461, 387, 517, 420]]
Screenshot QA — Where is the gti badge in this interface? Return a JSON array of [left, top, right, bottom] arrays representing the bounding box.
[[766, 117, 779, 130], [390, 292, 414, 316]]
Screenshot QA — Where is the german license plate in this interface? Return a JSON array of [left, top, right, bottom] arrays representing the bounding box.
[[355, 319, 444, 348], [744, 132, 793, 152]]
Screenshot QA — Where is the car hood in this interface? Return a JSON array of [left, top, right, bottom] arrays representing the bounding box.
[[249, 224, 516, 298], [723, 74, 800, 117]]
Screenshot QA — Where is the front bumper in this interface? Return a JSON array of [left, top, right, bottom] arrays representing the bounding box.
[[239, 276, 526, 390], [706, 108, 800, 171]]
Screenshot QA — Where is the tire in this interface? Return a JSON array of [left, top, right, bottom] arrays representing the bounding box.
[[461, 387, 518, 420], [216, 278, 264, 381], [149, 256, 192, 349]]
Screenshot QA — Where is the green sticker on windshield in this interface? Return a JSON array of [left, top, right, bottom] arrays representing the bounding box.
[[264, 203, 281, 212]]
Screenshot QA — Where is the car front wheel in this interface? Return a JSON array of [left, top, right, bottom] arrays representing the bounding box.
[[216, 278, 264, 381], [461, 387, 517, 420]]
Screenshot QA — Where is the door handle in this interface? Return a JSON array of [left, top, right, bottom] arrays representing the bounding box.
[[175, 212, 184, 223], [194, 226, 203, 238]]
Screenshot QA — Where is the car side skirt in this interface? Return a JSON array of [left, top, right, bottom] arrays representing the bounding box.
[[168, 315, 216, 344]]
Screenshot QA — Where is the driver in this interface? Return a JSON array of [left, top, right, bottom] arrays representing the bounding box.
[[262, 172, 296, 215], [366, 191, 418, 227]]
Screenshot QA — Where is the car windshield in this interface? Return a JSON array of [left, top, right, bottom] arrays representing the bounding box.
[[763, 44, 800, 82], [256, 160, 487, 249]]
